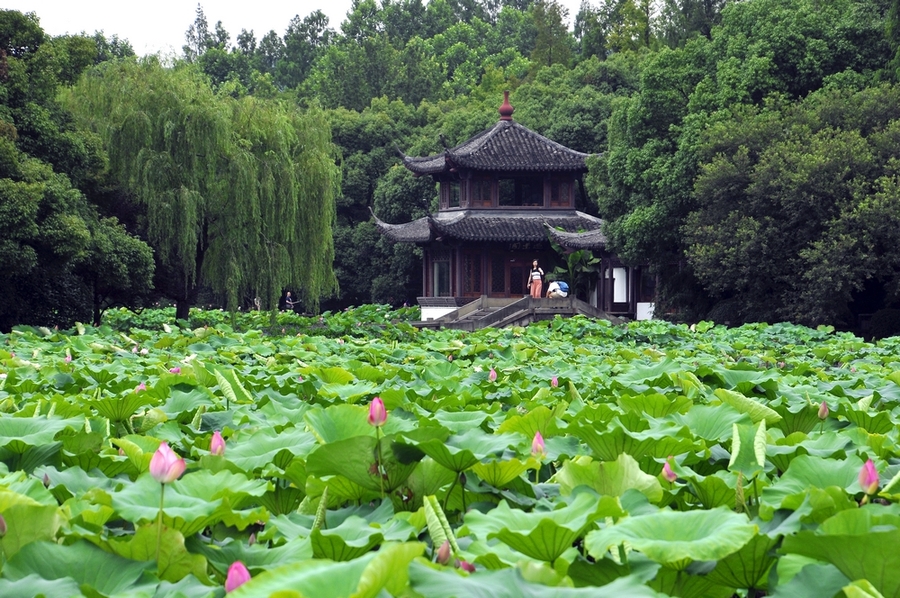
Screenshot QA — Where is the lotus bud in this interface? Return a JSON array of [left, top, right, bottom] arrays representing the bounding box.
[[458, 560, 475, 572], [140, 348, 148, 355], [859, 459, 879, 495], [436, 540, 451, 565], [43, 473, 51, 487], [135, 382, 146, 393], [169, 367, 181, 374], [531, 431, 546, 459], [0, 514, 6, 537], [248, 532, 256, 546], [210, 430, 226, 456], [367, 397, 387, 427], [447, 354, 453, 361], [551, 376, 558, 388], [132, 346, 138, 353], [225, 561, 251, 593], [149, 442, 186, 484], [818, 401, 829, 420], [489, 368, 497, 382], [662, 458, 677, 483], [65, 354, 72, 363]]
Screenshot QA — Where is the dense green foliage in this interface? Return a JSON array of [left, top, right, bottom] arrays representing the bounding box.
[[0, 11, 151, 331], [3, 314, 900, 595], [4, 0, 900, 328]]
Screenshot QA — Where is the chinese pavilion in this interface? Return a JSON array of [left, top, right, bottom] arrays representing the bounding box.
[[372, 92, 654, 321]]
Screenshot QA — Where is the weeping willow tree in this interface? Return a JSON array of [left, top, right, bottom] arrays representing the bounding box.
[[61, 58, 339, 318]]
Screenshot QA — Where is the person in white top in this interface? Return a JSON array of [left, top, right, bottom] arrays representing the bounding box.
[[528, 260, 544, 298], [547, 281, 568, 298]]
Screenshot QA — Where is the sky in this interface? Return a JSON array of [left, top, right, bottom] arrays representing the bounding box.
[[6, 0, 582, 57]]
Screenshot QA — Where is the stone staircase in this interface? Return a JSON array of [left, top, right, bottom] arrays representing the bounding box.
[[414, 295, 624, 331]]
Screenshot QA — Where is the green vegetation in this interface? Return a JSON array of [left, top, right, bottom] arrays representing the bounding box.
[[3, 0, 900, 329], [1, 314, 900, 595]]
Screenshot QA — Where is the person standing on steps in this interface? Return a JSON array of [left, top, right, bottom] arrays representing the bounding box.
[[528, 259, 544, 298]]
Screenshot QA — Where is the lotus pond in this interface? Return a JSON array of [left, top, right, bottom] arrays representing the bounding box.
[[1, 307, 900, 598]]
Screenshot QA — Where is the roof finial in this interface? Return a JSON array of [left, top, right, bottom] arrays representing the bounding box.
[[499, 90, 514, 121]]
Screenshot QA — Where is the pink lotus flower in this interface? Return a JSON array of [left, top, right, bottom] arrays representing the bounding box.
[[135, 382, 146, 393], [818, 401, 829, 420], [447, 354, 453, 361], [458, 560, 475, 572], [169, 367, 181, 374], [225, 561, 251, 592], [531, 431, 546, 459], [210, 430, 226, 456], [859, 459, 879, 495], [551, 376, 558, 388], [436, 540, 451, 565], [662, 459, 677, 483], [489, 368, 497, 382], [65, 354, 72, 363], [149, 442, 186, 484], [367, 397, 387, 427], [140, 348, 148, 355], [132, 346, 138, 353]]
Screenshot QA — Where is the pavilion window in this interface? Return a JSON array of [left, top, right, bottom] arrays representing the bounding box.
[[549, 178, 572, 207], [434, 260, 451, 296], [499, 176, 543, 207], [470, 178, 492, 207], [448, 181, 461, 208]]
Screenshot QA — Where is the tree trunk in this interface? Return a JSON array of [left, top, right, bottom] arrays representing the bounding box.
[[175, 299, 191, 321]]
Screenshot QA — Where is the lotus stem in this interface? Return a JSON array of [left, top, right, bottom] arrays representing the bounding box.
[[618, 542, 628, 566], [375, 427, 384, 499], [156, 483, 165, 564]]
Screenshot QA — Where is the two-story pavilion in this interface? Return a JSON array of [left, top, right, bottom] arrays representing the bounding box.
[[372, 92, 654, 320]]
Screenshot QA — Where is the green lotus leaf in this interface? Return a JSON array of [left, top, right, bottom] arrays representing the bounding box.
[[497, 405, 559, 439], [3, 540, 151, 595], [0, 416, 84, 454], [704, 533, 778, 590], [766, 431, 850, 473], [838, 404, 895, 435], [226, 426, 318, 471], [552, 454, 663, 503], [401, 458, 457, 509], [306, 435, 422, 492], [411, 429, 523, 473], [668, 404, 751, 443], [159, 383, 215, 420], [90, 393, 154, 422], [174, 469, 269, 504], [769, 563, 851, 598], [304, 404, 377, 443], [310, 515, 385, 561], [191, 536, 312, 574], [585, 507, 757, 568], [229, 543, 421, 598], [760, 454, 862, 513], [472, 457, 536, 488], [110, 474, 222, 535], [648, 566, 735, 598], [844, 580, 888, 598], [463, 493, 617, 562], [618, 393, 693, 418], [0, 574, 82, 598], [781, 508, 900, 598], [407, 560, 665, 597], [571, 421, 696, 462], [728, 420, 767, 478], [432, 410, 491, 433], [714, 388, 782, 425], [0, 488, 65, 558], [688, 473, 737, 509], [104, 524, 208, 583]]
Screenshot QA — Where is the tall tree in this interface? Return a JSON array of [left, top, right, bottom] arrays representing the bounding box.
[[530, 0, 573, 69], [63, 59, 340, 318]]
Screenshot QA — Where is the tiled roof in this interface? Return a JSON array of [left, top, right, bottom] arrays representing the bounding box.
[[372, 208, 605, 246], [544, 223, 608, 250], [369, 208, 432, 243], [402, 120, 591, 175]]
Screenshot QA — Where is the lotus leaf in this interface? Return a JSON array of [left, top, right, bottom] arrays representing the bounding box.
[[585, 507, 757, 568]]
